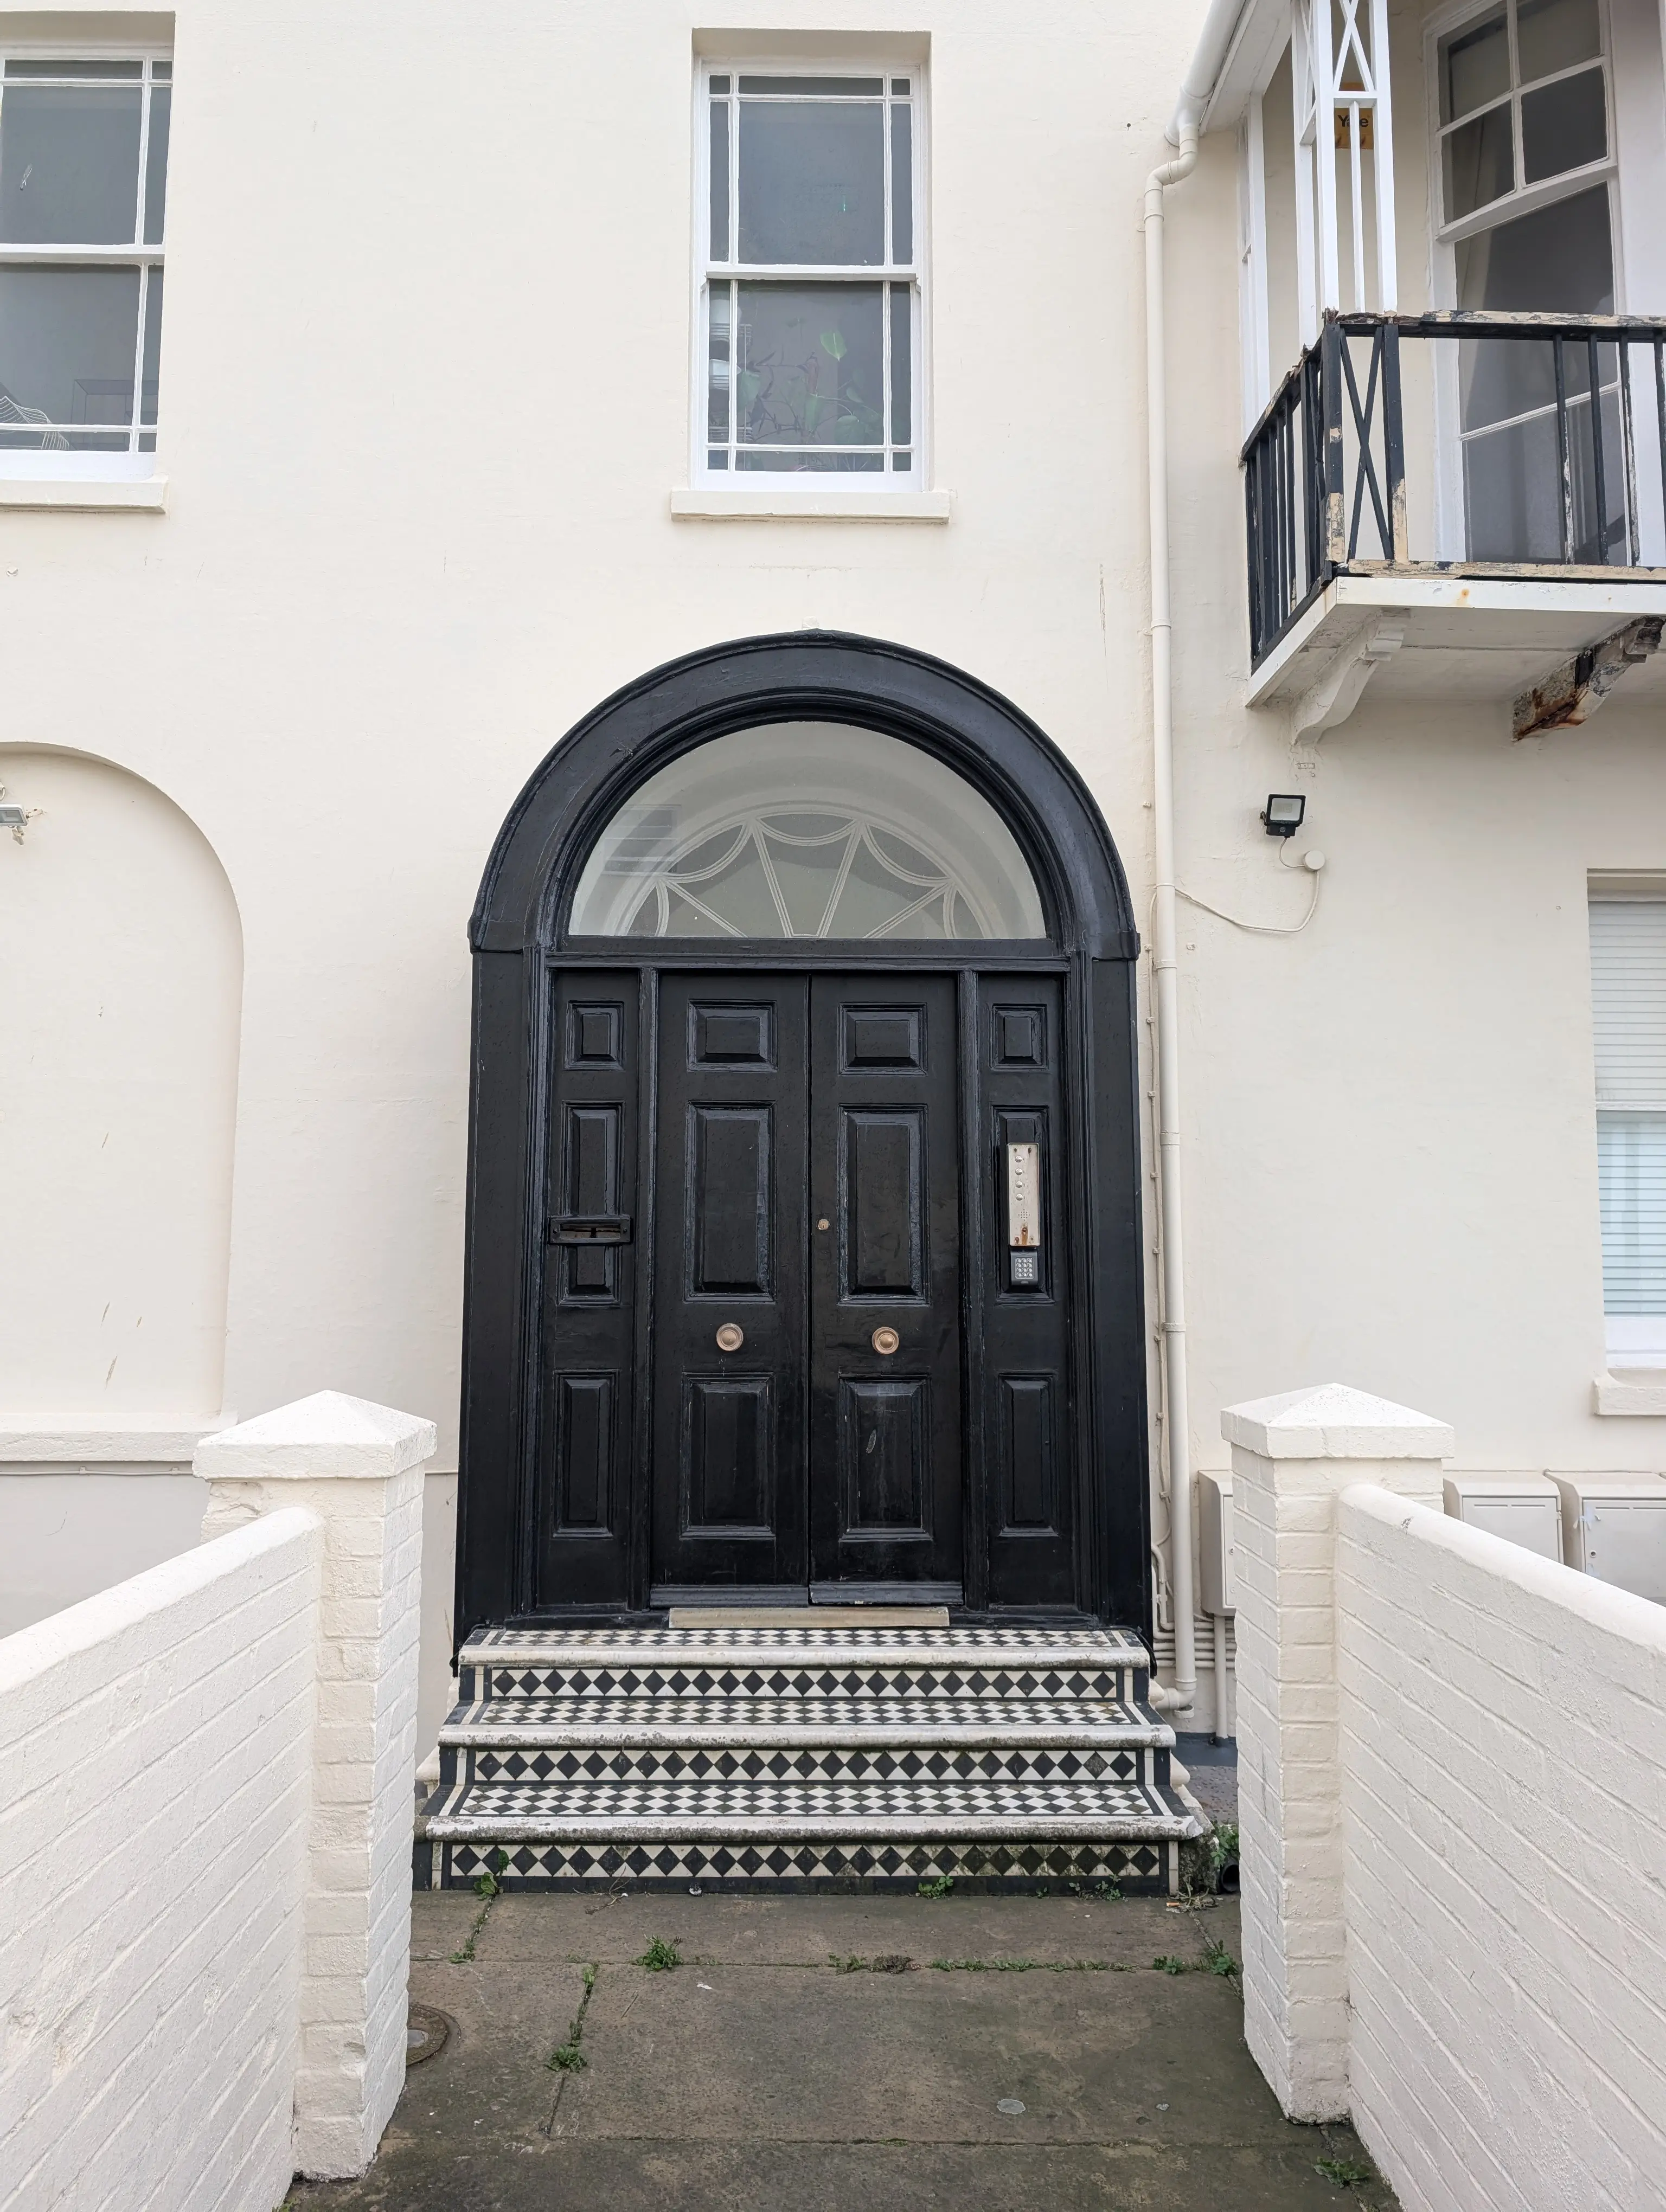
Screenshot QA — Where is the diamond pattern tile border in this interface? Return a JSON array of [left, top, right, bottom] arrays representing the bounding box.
[[438, 1836, 1177, 1894]]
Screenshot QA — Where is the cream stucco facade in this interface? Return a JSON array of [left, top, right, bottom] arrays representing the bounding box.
[[2, 0, 1663, 1744]]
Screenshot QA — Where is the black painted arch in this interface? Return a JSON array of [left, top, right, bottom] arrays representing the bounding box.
[[471, 631, 1139, 960], [457, 631, 1150, 1642]]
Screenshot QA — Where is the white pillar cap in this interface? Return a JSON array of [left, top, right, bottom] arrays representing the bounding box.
[[1221, 1382, 1453, 1461], [194, 1391, 438, 1481]]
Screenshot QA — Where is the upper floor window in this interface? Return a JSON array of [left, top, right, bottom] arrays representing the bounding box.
[[0, 52, 170, 473], [696, 65, 921, 485]]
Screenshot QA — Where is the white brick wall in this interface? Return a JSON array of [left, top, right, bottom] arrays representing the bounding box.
[[0, 1509, 321, 2212], [0, 1390, 434, 2210], [1337, 1484, 1666, 2212]]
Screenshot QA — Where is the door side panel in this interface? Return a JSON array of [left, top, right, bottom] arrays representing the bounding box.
[[533, 972, 639, 1609], [810, 974, 962, 1593], [980, 978, 1077, 1607], [652, 975, 808, 1592]]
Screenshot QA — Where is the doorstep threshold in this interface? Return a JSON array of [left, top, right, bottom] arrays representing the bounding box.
[[668, 1605, 951, 1629]]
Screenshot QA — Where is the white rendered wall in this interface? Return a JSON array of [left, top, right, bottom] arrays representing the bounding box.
[[0, 1509, 320, 2212], [1337, 1485, 1666, 2212], [0, 749, 241, 1428]]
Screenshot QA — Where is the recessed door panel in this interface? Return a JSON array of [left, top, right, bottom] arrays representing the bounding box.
[[553, 1374, 615, 1532], [684, 1377, 774, 1534], [999, 1374, 1057, 1534], [840, 1377, 930, 1534], [689, 1106, 772, 1295], [562, 1104, 623, 1298], [843, 1109, 924, 1297]]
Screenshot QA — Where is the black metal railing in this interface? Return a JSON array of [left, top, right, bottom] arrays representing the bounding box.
[[1243, 311, 1666, 666]]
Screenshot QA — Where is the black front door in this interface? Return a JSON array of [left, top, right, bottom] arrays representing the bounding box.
[[650, 972, 962, 1600]]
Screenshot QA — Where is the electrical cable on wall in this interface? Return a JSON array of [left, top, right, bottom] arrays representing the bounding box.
[[1175, 842, 1327, 936]]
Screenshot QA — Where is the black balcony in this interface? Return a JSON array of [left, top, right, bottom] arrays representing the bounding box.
[[1243, 311, 1666, 669]]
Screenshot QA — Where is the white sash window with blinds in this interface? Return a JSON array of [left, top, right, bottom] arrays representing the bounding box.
[[1590, 895, 1666, 1367]]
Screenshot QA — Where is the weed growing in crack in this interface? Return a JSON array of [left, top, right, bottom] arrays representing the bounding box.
[[916, 1875, 954, 1899], [448, 1851, 508, 1963], [1065, 1880, 1123, 1901], [1201, 1936, 1240, 1978], [829, 1953, 913, 1973], [1316, 2155, 1377, 2187], [637, 1936, 681, 1972], [1152, 1954, 1190, 1975]]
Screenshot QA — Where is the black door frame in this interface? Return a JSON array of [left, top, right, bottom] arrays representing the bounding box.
[[456, 632, 1149, 1641]]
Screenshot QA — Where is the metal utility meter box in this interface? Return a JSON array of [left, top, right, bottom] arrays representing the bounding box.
[[1199, 1471, 1234, 1614], [1553, 1475, 1666, 1603], [1442, 1475, 1564, 1563]]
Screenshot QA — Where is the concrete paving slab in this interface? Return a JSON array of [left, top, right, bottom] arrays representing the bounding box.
[[290, 1893, 1398, 2212], [476, 1887, 1229, 1968], [407, 1891, 489, 1960], [561, 1960, 1276, 2147]]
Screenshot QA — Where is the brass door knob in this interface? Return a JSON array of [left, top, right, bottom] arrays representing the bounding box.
[[715, 1323, 745, 1352], [870, 1326, 900, 1356]]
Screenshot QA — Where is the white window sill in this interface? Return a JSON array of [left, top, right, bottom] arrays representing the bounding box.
[[0, 475, 168, 512], [671, 486, 952, 522], [1593, 1371, 1666, 1417]]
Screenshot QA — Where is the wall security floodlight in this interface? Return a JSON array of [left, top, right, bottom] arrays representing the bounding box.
[[1261, 793, 1306, 838]]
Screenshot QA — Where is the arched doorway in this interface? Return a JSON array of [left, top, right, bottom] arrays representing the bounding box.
[[456, 633, 1148, 1636]]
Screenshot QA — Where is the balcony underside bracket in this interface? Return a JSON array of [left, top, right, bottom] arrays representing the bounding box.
[[1287, 613, 1405, 744], [1511, 616, 1665, 741]]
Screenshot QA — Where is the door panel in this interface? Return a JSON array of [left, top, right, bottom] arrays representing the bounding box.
[[652, 975, 808, 1592], [810, 974, 962, 1593], [534, 974, 639, 1609], [979, 979, 1077, 1607]]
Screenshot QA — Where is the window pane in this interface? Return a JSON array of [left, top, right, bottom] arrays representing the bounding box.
[[570, 724, 1048, 940], [0, 265, 140, 432], [738, 99, 885, 263], [1521, 66, 1606, 182], [734, 281, 884, 453], [1517, 0, 1601, 82], [707, 282, 731, 441], [1455, 183, 1613, 309], [5, 59, 143, 80], [1597, 1115, 1666, 1314], [1443, 101, 1515, 218], [736, 447, 884, 472], [0, 85, 142, 242], [1440, 5, 1509, 123], [889, 284, 911, 445], [140, 265, 162, 423], [143, 83, 170, 243], [890, 102, 912, 263], [708, 96, 729, 258], [709, 74, 730, 93], [1463, 387, 1625, 560], [738, 76, 883, 95]]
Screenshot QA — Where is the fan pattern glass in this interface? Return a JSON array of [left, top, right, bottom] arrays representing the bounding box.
[[622, 806, 995, 940]]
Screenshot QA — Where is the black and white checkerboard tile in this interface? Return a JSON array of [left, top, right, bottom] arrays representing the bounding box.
[[421, 1623, 1202, 1895], [437, 1836, 1178, 1893]]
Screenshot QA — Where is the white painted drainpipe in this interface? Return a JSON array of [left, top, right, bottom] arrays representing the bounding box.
[[1142, 0, 1247, 1718]]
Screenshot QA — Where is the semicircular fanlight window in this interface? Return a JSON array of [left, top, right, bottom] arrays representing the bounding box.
[[568, 722, 1047, 941]]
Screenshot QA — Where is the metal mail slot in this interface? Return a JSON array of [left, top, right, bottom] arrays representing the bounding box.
[[549, 1214, 633, 1245], [1005, 1141, 1042, 1290]]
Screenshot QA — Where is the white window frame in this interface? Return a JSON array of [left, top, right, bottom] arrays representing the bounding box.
[[0, 40, 171, 482], [1423, 0, 1624, 555], [690, 59, 927, 496]]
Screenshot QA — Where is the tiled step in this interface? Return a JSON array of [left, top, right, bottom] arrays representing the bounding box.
[[444, 1733, 1169, 1789], [421, 1622, 1204, 1895]]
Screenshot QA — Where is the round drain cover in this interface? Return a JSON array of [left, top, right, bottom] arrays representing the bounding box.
[[405, 2005, 453, 2066]]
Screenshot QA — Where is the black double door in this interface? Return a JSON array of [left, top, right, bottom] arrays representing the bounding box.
[[651, 973, 962, 1600], [535, 962, 1081, 1615]]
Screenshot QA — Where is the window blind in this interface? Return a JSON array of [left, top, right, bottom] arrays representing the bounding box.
[[1590, 899, 1666, 1317]]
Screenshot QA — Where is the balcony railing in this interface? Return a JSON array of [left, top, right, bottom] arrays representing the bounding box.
[[1243, 311, 1666, 668]]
